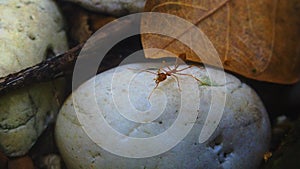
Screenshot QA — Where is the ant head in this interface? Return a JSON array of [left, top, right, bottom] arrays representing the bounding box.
[[157, 73, 167, 81]]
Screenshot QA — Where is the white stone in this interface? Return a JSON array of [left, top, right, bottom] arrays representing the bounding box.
[[55, 63, 271, 169], [0, 0, 68, 156], [65, 0, 145, 16]]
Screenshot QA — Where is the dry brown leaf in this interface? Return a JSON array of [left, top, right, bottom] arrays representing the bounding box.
[[142, 0, 300, 84]]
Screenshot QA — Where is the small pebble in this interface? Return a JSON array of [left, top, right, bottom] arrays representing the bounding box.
[[40, 154, 62, 169]]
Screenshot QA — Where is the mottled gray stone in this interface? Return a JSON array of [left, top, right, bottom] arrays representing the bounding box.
[[0, 0, 68, 157]]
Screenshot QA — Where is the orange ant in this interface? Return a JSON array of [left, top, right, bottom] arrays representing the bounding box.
[[129, 53, 206, 99]]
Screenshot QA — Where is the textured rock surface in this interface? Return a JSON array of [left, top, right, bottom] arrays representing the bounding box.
[[55, 63, 271, 169], [0, 0, 68, 156], [65, 0, 145, 16]]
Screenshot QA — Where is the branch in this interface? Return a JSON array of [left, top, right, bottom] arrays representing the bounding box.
[[0, 44, 84, 95]]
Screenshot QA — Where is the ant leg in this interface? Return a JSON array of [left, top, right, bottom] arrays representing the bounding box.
[[161, 60, 172, 71], [170, 74, 181, 91], [174, 57, 181, 70], [174, 53, 187, 69], [175, 72, 205, 84], [161, 68, 170, 74], [148, 83, 160, 99], [176, 65, 194, 72], [176, 64, 205, 73], [158, 62, 172, 74], [127, 68, 157, 75]]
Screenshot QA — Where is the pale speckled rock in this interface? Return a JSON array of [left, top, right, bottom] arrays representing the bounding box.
[[0, 0, 68, 156], [55, 63, 271, 169], [65, 0, 145, 16]]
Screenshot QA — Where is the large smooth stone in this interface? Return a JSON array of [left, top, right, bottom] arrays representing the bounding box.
[[55, 63, 271, 169], [65, 0, 145, 16], [0, 0, 68, 156]]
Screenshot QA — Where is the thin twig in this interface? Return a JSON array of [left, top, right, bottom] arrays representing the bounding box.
[[0, 44, 84, 95]]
